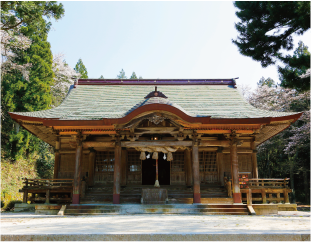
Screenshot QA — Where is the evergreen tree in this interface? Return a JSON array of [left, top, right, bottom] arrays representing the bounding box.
[[232, 1, 310, 67], [278, 41, 310, 92], [74, 58, 88, 78], [117, 69, 127, 79], [1, 1, 64, 160], [99, 75, 104, 79], [130, 72, 138, 79], [257, 77, 276, 88]]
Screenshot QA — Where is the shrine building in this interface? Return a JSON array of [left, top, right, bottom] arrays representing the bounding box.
[[9, 79, 301, 206]]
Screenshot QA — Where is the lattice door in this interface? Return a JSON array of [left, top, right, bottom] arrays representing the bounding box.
[[199, 151, 218, 183], [127, 151, 142, 184], [170, 152, 185, 185], [94, 151, 114, 184]]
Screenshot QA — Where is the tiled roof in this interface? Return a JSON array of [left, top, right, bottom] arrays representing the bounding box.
[[12, 84, 298, 120]]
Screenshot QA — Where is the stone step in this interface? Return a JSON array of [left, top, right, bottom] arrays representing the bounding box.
[[65, 204, 249, 215]]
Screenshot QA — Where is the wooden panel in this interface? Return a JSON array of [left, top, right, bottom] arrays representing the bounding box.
[[238, 154, 252, 172], [199, 151, 218, 183], [59, 154, 75, 178], [171, 152, 185, 185], [94, 151, 114, 184], [127, 151, 142, 184]]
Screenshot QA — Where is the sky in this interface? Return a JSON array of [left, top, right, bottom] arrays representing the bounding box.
[[47, 1, 311, 89]]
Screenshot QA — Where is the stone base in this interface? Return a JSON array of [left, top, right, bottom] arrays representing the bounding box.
[[35, 204, 62, 215], [278, 203, 297, 211], [14, 203, 36, 212], [141, 188, 168, 204], [252, 204, 278, 215]]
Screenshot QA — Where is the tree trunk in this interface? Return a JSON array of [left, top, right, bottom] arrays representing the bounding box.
[[303, 170, 309, 203], [289, 155, 295, 204]]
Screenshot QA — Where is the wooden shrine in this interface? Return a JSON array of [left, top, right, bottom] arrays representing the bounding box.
[[10, 79, 301, 205]]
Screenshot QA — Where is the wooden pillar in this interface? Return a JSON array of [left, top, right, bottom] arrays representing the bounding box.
[[251, 141, 258, 179], [72, 135, 83, 204], [185, 149, 192, 186], [192, 142, 201, 203], [217, 147, 224, 186], [230, 138, 242, 203], [121, 149, 127, 186], [88, 148, 96, 187], [53, 137, 61, 179], [113, 138, 121, 204]]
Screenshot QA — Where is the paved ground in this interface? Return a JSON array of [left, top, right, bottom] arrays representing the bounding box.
[[1, 211, 310, 241]]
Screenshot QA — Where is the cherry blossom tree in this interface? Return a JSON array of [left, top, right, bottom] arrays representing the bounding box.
[[51, 53, 80, 106]]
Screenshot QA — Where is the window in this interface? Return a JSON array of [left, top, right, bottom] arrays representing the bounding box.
[[199, 151, 217, 172], [128, 151, 141, 172], [171, 152, 184, 172], [95, 151, 114, 172]]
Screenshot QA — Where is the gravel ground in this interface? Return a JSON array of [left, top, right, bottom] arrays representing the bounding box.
[[1, 210, 310, 235]]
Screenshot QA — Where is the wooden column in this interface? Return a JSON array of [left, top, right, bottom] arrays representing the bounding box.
[[53, 137, 61, 179], [192, 135, 201, 203], [113, 137, 121, 204], [230, 134, 242, 203], [72, 135, 83, 204], [88, 148, 96, 187], [251, 141, 258, 179], [121, 149, 127, 186], [217, 147, 225, 186], [185, 149, 192, 186]]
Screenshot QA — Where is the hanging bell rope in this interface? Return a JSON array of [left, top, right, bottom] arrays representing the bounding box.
[[167, 152, 173, 161], [152, 151, 158, 160], [140, 151, 146, 160], [134, 146, 186, 161]]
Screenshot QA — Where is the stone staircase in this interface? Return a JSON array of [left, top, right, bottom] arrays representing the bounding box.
[[81, 184, 229, 204], [65, 204, 250, 215]]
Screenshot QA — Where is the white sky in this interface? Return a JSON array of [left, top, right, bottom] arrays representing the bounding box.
[[47, 1, 311, 89]]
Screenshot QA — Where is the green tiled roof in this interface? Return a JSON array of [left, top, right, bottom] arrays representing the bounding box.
[[12, 85, 298, 120]]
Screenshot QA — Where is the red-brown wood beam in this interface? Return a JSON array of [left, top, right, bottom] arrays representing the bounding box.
[[53, 137, 61, 179], [192, 134, 201, 204], [230, 134, 242, 203], [121, 149, 127, 186], [88, 148, 96, 187], [113, 137, 121, 204], [72, 135, 83, 204], [185, 149, 192, 186], [252, 141, 258, 179]]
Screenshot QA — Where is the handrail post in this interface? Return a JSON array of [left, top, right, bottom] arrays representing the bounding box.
[[247, 189, 252, 205], [262, 188, 267, 204]]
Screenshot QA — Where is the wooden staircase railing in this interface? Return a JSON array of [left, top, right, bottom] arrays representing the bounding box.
[[20, 178, 73, 204]]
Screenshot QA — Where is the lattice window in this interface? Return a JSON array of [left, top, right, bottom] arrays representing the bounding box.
[[171, 152, 184, 172], [128, 151, 141, 172], [95, 151, 114, 172], [199, 151, 217, 172]]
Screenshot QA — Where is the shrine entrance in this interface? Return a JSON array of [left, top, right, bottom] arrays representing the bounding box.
[[142, 153, 170, 185]]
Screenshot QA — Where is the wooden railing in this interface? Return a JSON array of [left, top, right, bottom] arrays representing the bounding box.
[[242, 178, 290, 204], [224, 178, 291, 204], [20, 178, 73, 204], [22, 178, 73, 189]]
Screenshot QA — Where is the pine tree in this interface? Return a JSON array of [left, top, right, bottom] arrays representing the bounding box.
[[257, 77, 276, 88], [278, 41, 310, 92], [74, 58, 88, 78], [117, 69, 127, 79], [130, 72, 138, 79], [233, 2, 310, 91]]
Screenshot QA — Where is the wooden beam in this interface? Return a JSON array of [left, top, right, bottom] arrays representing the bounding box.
[[200, 140, 230, 147], [83, 142, 115, 148], [121, 141, 192, 147], [59, 150, 90, 154], [223, 149, 253, 153]]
